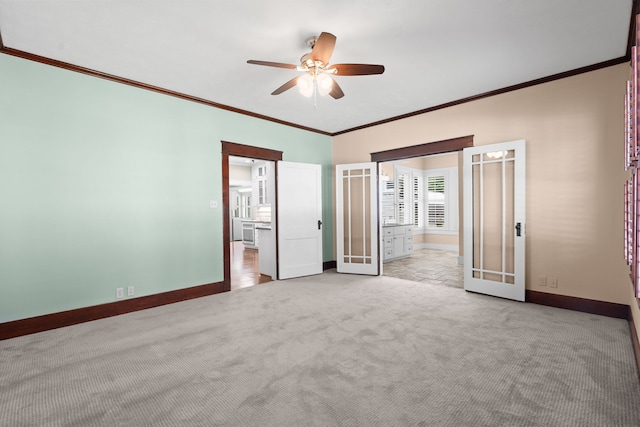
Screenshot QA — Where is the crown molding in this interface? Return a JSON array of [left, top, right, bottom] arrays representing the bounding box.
[[332, 56, 629, 136], [0, 46, 332, 136], [0, 5, 636, 138]]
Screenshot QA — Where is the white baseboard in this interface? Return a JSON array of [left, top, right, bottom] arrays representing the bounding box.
[[414, 243, 459, 252]]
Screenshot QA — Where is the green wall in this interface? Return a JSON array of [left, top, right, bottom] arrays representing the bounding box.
[[0, 54, 333, 323]]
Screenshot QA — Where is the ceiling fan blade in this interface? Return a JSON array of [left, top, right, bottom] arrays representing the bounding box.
[[328, 64, 385, 76], [311, 32, 336, 64], [271, 77, 299, 95], [247, 60, 298, 69], [329, 79, 345, 99]]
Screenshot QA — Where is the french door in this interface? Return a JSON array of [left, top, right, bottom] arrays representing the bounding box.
[[336, 163, 380, 275], [463, 140, 526, 301]]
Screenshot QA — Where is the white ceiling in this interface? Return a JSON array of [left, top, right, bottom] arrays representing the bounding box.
[[0, 0, 633, 134]]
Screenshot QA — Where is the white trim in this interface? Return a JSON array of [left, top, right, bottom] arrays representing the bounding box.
[[414, 227, 458, 236], [414, 243, 459, 252]]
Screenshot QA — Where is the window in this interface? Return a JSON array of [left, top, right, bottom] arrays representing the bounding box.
[[396, 168, 409, 224], [413, 174, 423, 227], [394, 165, 458, 233], [427, 175, 446, 228], [624, 60, 640, 298], [425, 168, 458, 233]]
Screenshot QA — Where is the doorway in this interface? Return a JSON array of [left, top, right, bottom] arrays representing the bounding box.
[[369, 136, 473, 286], [222, 141, 282, 292], [228, 155, 275, 290], [379, 153, 463, 288]]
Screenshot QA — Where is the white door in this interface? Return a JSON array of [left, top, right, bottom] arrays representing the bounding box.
[[277, 161, 323, 279], [336, 163, 379, 275], [463, 140, 526, 301]]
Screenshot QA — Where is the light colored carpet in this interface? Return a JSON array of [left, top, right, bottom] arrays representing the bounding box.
[[1, 271, 639, 426]]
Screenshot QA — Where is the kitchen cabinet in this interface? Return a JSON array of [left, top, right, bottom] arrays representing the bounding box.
[[242, 220, 271, 249], [257, 225, 275, 278], [242, 221, 258, 248], [232, 218, 243, 241], [252, 163, 269, 206], [382, 225, 414, 262]]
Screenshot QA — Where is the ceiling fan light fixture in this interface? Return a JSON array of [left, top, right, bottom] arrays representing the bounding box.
[[297, 74, 314, 97], [247, 31, 385, 101], [316, 73, 333, 96]]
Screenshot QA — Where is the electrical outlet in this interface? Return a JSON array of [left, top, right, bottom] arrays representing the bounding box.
[[539, 276, 547, 287], [127, 285, 135, 297], [116, 287, 124, 299], [549, 278, 558, 288]]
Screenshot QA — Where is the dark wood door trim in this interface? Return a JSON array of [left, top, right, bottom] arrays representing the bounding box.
[[370, 135, 473, 162], [221, 141, 283, 291]]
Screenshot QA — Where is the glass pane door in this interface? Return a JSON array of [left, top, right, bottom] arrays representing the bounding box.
[[337, 163, 379, 275], [464, 141, 525, 301]]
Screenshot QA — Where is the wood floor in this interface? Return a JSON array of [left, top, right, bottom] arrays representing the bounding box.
[[230, 241, 272, 291]]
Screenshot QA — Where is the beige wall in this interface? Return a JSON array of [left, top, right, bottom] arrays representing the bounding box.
[[394, 152, 460, 249], [421, 152, 458, 169], [333, 63, 632, 306], [413, 233, 458, 247]]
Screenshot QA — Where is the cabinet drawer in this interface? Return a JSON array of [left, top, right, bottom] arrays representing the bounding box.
[[383, 228, 394, 237], [384, 248, 394, 258], [406, 244, 414, 253], [384, 236, 393, 247], [405, 235, 413, 244], [405, 226, 414, 234]]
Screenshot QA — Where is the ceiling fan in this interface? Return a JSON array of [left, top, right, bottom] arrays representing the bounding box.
[[247, 32, 385, 100]]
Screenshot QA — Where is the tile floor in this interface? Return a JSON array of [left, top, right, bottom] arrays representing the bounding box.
[[383, 248, 463, 288]]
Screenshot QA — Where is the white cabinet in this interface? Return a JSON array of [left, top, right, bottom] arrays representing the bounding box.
[[382, 225, 414, 262], [257, 179, 266, 205], [252, 163, 269, 206], [257, 226, 275, 278]]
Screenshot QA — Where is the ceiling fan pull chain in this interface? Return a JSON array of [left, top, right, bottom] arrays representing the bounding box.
[[314, 78, 318, 109]]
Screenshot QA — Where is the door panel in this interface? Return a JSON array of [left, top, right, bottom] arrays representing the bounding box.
[[336, 163, 379, 275], [463, 140, 525, 301], [277, 161, 323, 279]]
